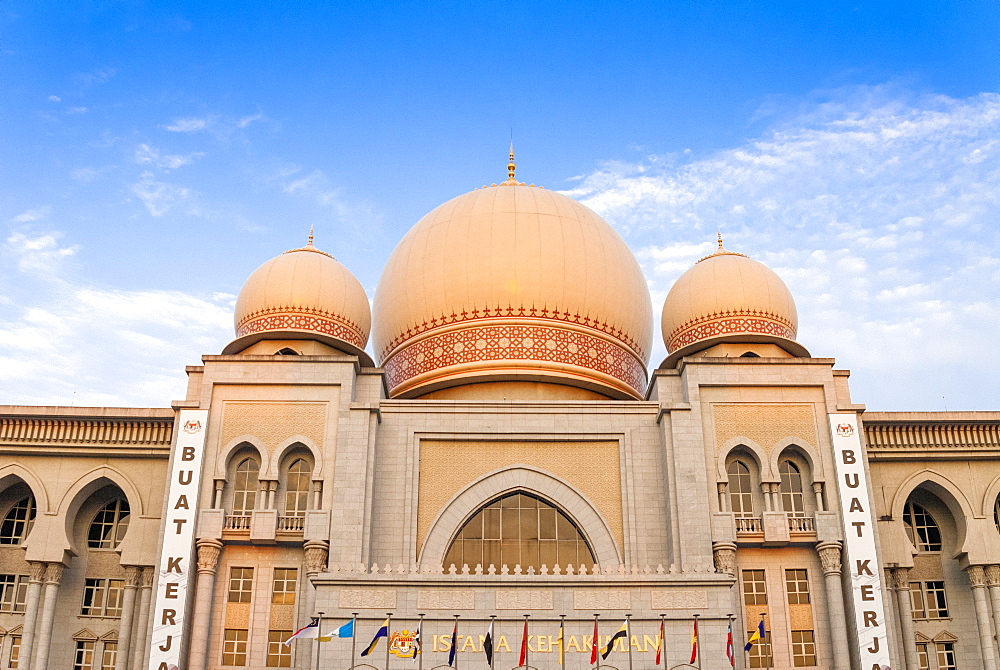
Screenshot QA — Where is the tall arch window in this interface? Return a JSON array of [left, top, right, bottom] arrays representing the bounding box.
[[88, 498, 130, 549], [994, 494, 1000, 534], [0, 496, 36, 545], [443, 492, 595, 570], [233, 458, 260, 516], [903, 501, 942, 552], [728, 461, 754, 517], [779, 461, 805, 516], [284, 459, 311, 516]]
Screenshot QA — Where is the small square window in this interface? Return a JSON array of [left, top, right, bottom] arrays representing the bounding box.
[[271, 568, 297, 605], [791, 630, 817, 666], [228, 567, 254, 604], [742, 569, 768, 605], [222, 629, 248, 666], [267, 630, 293, 667]]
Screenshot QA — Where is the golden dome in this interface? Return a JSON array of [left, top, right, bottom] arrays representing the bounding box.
[[660, 236, 807, 366], [372, 168, 653, 399], [223, 235, 372, 362]]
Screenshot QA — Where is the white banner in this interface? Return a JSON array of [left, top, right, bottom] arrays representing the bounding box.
[[829, 413, 891, 670], [148, 409, 209, 670]]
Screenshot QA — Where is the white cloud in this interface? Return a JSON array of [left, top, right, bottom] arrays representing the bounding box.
[[237, 112, 264, 128], [47, 95, 60, 102], [12, 206, 52, 222], [566, 90, 1000, 410], [5, 232, 79, 275], [134, 143, 204, 170], [131, 172, 190, 216], [66, 106, 88, 115], [164, 117, 209, 132]]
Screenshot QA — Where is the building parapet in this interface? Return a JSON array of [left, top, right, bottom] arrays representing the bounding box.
[[864, 411, 1000, 458], [0, 406, 174, 452]]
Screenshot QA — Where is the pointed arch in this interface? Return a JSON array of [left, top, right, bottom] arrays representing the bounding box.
[[716, 438, 766, 481], [891, 470, 973, 555], [56, 467, 143, 556], [419, 466, 620, 569], [215, 436, 267, 479], [0, 464, 49, 513], [269, 436, 321, 479], [770, 438, 823, 481]]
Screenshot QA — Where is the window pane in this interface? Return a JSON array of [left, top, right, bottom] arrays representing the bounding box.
[[228, 567, 254, 603], [88, 498, 130, 549], [742, 570, 767, 606], [271, 568, 297, 605], [267, 630, 293, 667], [101, 642, 117, 670], [223, 629, 249, 666]]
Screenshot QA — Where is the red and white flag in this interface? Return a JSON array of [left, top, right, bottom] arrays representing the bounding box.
[[690, 617, 699, 664], [655, 619, 664, 665], [590, 619, 599, 665], [519, 619, 528, 667], [726, 620, 735, 667]]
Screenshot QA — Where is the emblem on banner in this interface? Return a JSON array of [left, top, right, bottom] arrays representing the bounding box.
[[836, 423, 854, 437], [389, 630, 417, 657], [182, 419, 203, 434]]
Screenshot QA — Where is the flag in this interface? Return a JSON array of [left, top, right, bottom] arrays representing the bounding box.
[[745, 619, 765, 652], [655, 619, 664, 665], [726, 620, 734, 667], [327, 619, 354, 639], [518, 620, 528, 667], [484, 620, 495, 667], [690, 617, 698, 664], [601, 620, 628, 660], [411, 625, 422, 660], [447, 620, 458, 667], [284, 617, 320, 645], [361, 619, 389, 657], [557, 620, 565, 666], [590, 619, 599, 665]]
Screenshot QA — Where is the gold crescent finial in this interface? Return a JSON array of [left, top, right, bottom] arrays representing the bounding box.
[[717, 230, 724, 250], [508, 142, 516, 181], [308, 225, 315, 246]]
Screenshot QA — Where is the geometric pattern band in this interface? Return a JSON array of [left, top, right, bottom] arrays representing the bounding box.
[[383, 322, 647, 397], [668, 311, 795, 352], [236, 310, 367, 350]]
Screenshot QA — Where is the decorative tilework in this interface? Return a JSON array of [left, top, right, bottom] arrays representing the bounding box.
[[667, 309, 795, 352], [713, 405, 817, 454], [236, 309, 366, 349], [496, 590, 553, 610], [220, 402, 327, 452], [650, 590, 708, 610]]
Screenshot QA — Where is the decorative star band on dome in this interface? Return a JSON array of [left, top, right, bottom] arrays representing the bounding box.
[[697, 231, 748, 263]]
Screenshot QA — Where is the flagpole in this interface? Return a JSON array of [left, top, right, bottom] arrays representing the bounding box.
[[351, 613, 358, 670], [455, 614, 461, 670], [594, 614, 600, 670], [625, 614, 632, 670], [760, 613, 770, 670], [558, 614, 565, 668], [418, 614, 425, 670], [386, 613, 393, 670], [657, 614, 666, 670], [489, 615, 496, 670], [315, 611, 324, 670], [523, 614, 529, 670]]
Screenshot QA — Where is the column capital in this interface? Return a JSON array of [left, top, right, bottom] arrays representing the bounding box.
[[124, 565, 143, 588], [889, 566, 911, 591], [196, 538, 224, 575], [812, 481, 824, 493], [44, 562, 64, 585], [304, 539, 330, 576], [816, 541, 842, 575], [712, 542, 737, 576], [986, 564, 1000, 587], [28, 561, 47, 584], [141, 565, 155, 588], [968, 564, 988, 587]]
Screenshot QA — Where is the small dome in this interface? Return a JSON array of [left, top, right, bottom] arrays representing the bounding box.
[[372, 158, 652, 399], [660, 237, 807, 366], [223, 237, 372, 362]]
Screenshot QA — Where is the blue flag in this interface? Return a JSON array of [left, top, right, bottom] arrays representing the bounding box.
[[745, 619, 766, 652], [447, 621, 458, 666], [361, 619, 389, 656], [332, 619, 354, 638]]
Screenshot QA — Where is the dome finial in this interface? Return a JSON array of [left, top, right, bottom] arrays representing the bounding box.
[[507, 142, 516, 181], [717, 229, 724, 251], [307, 225, 315, 246]]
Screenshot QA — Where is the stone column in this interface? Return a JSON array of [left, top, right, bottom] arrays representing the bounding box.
[[114, 566, 142, 670], [130, 567, 155, 670], [890, 567, 919, 670], [18, 561, 47, 664], [31, 562, 63, 670], [986, 565, 1000, 660], [300, 540, 329, 670], [812, 482, 825, 511], [817, 543, 850, 670], [187, 539, 223, 670], [761, 483, 773, 512], [213, 479, 225, 509], [717, 482, 730, 512], [968, 565, 999, 670]]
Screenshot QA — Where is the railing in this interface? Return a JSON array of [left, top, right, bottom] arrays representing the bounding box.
[[788, 516, 815, 532], [224, 515, 252, 531], [278, 516, 305, 532], [735, 517, 762, 533]]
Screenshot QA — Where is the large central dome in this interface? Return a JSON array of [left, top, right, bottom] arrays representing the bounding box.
[[373, 158, 653, 399]]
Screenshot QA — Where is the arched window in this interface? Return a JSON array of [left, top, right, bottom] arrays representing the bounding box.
[[0, 496, 36, 545], [276, 348, 300, 355], [994, 494, 1000, 533], [740, 351, 761, 358], [903, 501, 942, 552], [728, 461, 754, 517], [88, 498, 130, 549], [284, 459, 311, 516], [443, 492, 595, 570], [779, 461, 805, 516], [233, 458, 260, 516]]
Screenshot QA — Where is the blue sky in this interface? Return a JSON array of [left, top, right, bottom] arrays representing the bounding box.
[[1, 1, 999, 410]]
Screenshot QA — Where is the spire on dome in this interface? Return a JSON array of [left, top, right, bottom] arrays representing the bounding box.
[[308, 225, 315, 246], [507, 143, 516, 181], [698, 231, 747, 263]]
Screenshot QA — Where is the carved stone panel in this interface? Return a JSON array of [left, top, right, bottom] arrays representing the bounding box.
[[495, 590, 553, 610], [573, 591, 631, 610], [650, 590, 708, 610], [339, 589, 397, 609], [417, 591, 476, 610]]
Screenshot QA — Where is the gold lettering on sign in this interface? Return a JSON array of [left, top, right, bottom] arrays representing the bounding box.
[[650, 590, 708, 610], [495, 590, 553, 610], [573, 591, 631, 610], [338, 589, 397, 609], [417, 591, 476, 610]]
